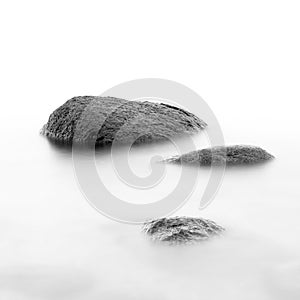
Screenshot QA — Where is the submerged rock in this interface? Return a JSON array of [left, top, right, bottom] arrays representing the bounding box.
[[165, 145, 274, 165], [142, 216, 224, 244], [41, 96, 206, 146]]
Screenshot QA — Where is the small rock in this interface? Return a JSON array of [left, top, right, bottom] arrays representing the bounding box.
[[165, 145, 274, 165], [142, 216, 225, 244]]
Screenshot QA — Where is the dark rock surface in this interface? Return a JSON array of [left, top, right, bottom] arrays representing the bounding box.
[[142, 216, 224, 244], [165, 145, 274, 165], [41, 96, 206, 145]]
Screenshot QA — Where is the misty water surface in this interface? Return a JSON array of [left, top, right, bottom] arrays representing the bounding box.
[[1, 115, 300, 300]]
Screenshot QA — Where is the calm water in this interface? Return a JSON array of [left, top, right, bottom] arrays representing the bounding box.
[[1, 115, 300, 300]]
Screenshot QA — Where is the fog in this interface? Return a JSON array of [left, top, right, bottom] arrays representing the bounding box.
[[1, 110, 300, 299]]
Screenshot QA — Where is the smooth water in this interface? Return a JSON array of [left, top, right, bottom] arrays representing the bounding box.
[[1, 114, 300, 300]]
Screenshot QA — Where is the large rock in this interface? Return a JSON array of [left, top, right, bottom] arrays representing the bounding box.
[[165, 145, 274, 165], [41, 96, 206, 145], [142, 216, 224, 244]]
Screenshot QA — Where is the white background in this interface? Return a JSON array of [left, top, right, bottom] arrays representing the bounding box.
[[1, 1, 300, 300], [1, 0, 299, 130]]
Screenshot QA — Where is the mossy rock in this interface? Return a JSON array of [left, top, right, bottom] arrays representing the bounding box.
[[41, 96, 206, 146], [165, 145, 274, 165], [142, 216, 224, 244]]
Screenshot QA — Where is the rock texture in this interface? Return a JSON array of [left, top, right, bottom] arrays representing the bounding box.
[[165, 145, 274, 165], [142, 216, 224, 244], [41, 96, 206, 145]]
